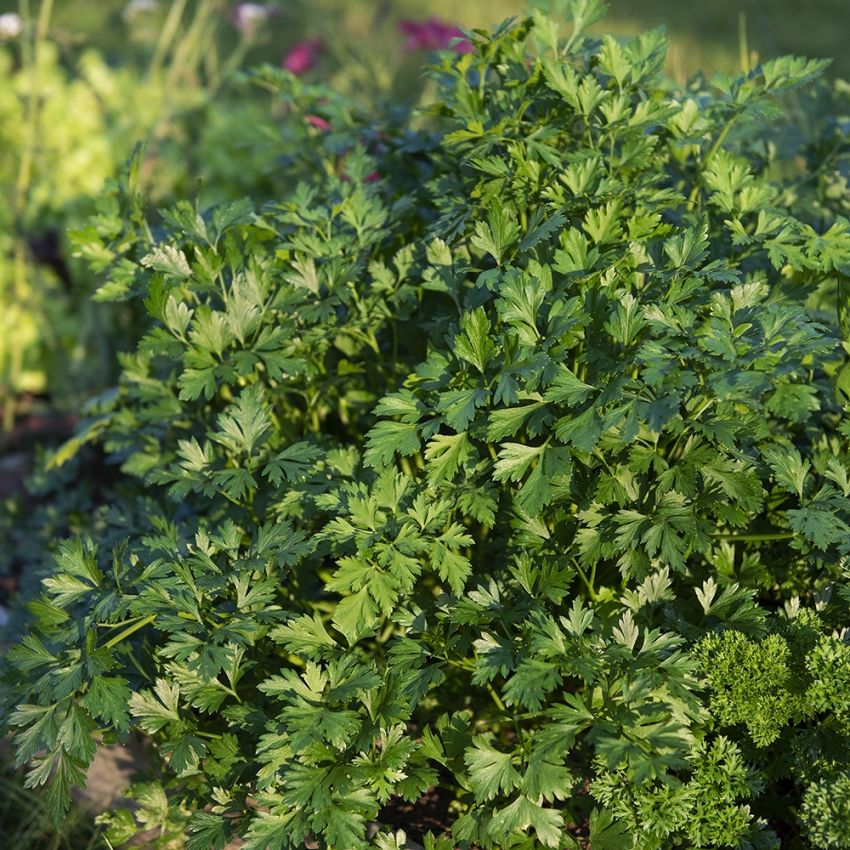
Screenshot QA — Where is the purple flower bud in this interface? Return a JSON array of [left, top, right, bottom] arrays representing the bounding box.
[[305, 114, 332, 131], [398, 18, 472, 54], [282, 37, 324, 75]]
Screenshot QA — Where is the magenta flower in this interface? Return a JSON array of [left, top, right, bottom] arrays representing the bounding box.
[[398, 18, 473, 54], [282, 38, 324, 75], [305, 114, 332, 132]]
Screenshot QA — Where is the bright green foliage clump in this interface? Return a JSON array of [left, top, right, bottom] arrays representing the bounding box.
[[801, 773, 850, 849], [5, 2, 850, 848], [0, 1, 306, 422], [695, 625, 815, 747]]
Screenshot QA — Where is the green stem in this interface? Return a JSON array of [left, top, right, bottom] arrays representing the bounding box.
[[148, 0, 189, 79], [217, 36, 252, 87], [15, 0, 54, 208], [573, 561, 599, 602], [4, 0, 54, 432], [485, 682, 507, 713], [443, 655, 476, 673], [686, 116, 737, 210], [738, 12, 751, 75], [215, 681, 242, 703], [123, 647, 149, 681], [713, 532, 794, 542], [104, 614, 157, 649]]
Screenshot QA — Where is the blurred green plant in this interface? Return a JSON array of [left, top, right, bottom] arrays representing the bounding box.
[[0, 0, 488, 432], [0, 756, 101, 849], [6, 0, 843, 436], [0, 0, 292, 431]]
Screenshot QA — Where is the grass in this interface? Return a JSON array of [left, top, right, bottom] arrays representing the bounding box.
[[388, 0, 850, 78], [1, 0, 848, 78], [0, 761, 102, 849]]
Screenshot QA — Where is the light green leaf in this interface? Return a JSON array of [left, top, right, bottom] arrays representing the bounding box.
[[364, 421, 421, 468], [493, 442, 545, 483], [455, 308, 496, 373], [464, 738, 521, 802], [332, 587, 379, 645], [424, 432, 471, 483]]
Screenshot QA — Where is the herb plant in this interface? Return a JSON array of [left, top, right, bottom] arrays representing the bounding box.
[[4, 3, 850, 848]]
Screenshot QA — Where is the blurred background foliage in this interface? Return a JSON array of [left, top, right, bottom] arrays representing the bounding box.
[[6, 0, 849, 77], [0, 0, 847, 431]]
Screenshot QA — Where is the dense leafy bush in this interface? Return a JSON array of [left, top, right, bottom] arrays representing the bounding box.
[[4, 2, 850, 848], [0, 0, 284, 424], [0, 0, 396, 426]]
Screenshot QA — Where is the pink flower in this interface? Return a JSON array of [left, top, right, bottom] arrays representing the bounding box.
[[398, 18, 472, 54], [305, 114, 332, 131], [282, 38, 324, 75]]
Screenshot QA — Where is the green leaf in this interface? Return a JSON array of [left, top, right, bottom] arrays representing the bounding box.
[[568, 0, 608, 41], [464, 738, 521, 802], [187, 812, 231, 850], [523, 746, 574, 802], [543, 367, 595, 406], [364, 421, 421, 468], [488, 795, 564, 848], [82, 676, 131, 731], [424, 432, 472, 483], [455, 308, 496, 373], [264, 442, 322, 486], [242, 813, 294, 850], [504, 658, 562, 710], [471, 206, 519, 265], [519, 210, 567, 253], [486, 402, 545, 442], [48, 416, 112, 469], [332, 587, 379, 645], [493, 442, 545, 483], [270, 614, 337, 658], [129, 679, 182, 733], [161, 735, 207, 777], [763, 446, 810, 497], [588, 808, 635, 850], [141, 244, 192, 278], [27, 747, 88, 826], [213, 385, 272, 456]]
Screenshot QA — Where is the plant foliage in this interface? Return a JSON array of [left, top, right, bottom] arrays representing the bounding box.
[[4, 2, 850, 848]]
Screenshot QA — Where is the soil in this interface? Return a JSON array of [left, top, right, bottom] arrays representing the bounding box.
[[74, 737, 149, 813], [379, 782, 455, 845], [0, 402, 79, 609], [0, 402, 77, 501]]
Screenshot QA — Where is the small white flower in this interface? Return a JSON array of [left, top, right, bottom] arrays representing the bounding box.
[[0, 12, 23, 41], [233, 3, 274, 34], [122, 0, 159, 23]]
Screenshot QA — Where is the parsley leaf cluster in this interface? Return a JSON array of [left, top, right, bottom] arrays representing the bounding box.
[[4, 3, 850, 848]]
